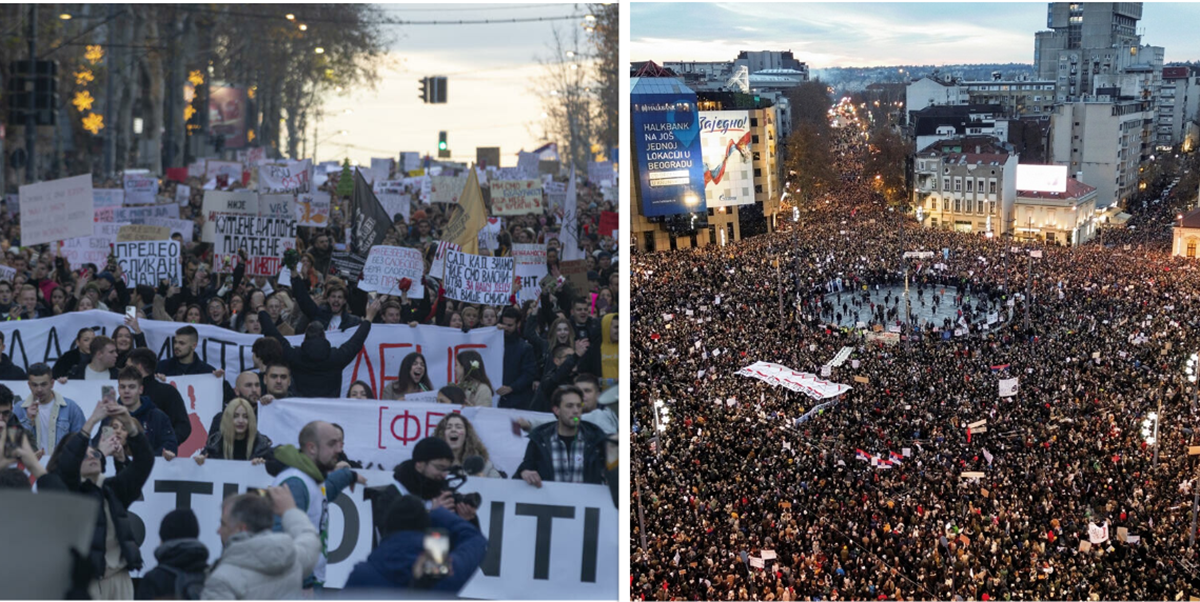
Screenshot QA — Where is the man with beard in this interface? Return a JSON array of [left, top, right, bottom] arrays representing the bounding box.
[[293, 269, 360, 332], [257, 298, 378, 398], [516, 385, 608, 487], [308, 231, 334, 279], [366, 437, 478, 548], [269, 420, 365, 591], [496, 307, 537, 410]]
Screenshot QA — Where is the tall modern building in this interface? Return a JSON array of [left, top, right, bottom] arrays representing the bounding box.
[[1034, 3, 1162, 102]]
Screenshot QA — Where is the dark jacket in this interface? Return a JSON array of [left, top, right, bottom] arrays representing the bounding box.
[[55, 429, 154, 578], [498, 335, 538, 410], [530, 353, 578, 413], [258, 309, 370, 398], [157, 354, 217, 377], [570, 316, 602, 377], [0, 353, 26, 380], [143, 374, 191, 445], [515, 420, 608, 485], [293, 276, 363, 332], [202, 428, 273, 461], [129, 396, 179, 455], [344, 508, 488, 593], [52, 347, 85, 380], [67, 362, 118, 380], [114, 331, 148, 370], [135, 539, 209, 600]]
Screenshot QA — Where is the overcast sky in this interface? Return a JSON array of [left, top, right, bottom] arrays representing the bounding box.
[[631, 3, 1200, 68], [313, 3, 594, 168]]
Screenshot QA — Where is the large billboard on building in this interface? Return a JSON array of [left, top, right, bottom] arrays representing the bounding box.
[[699, 110, 754, 208], [209, 86, 249, 150], [632, 93, 706, 217], [1016, 164, 1068, 193]]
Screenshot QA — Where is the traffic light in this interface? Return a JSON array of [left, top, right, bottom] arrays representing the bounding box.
[[419, 77, 430, 103], [418, 76, 448, 104], [438, 131, 449, 158]]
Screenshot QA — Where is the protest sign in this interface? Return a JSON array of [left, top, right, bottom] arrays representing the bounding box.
[[109, 204, 180, 223], [187, 160, 206, 179], [204, 160, 243, 180], [139, 217, 193, 241], [106, 459, 616, 597], [478, 217, 503, 252], [999, 377, 1020, 398], [357, 245, 426, 299], [513, 243, 547, 304], [296, 191, 331, 227], [115, 240, 181, 286], [0, 310, 505, 396], [560, 259, 590, 293], [20, 174, 94, 246], [58, 222, 126, 269], [599, 211, 618, 238], [368, 157, 392, 184], [430, 241, 460, 278], [123, 173, 159, 205], [0, 266, 14, 282], [174, 184, 191, 206], [375, 180, 411, 223], [202, 189, 258, 220], [587, 160, 613, 187], [93, 188, 125, 208], [737, 361, 853, 400], [490, 179, 543, 216], [257, 194, 294, 219], [517, 151, 540, 177], [209, 215, 297, 276], [430, 175, 468, 204], [257, 159, 312, 194], [116, 224, 170, 242], [443, 250, 514, 306]]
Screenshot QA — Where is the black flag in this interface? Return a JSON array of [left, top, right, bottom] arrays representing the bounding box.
[[351, 167, 390, 256]]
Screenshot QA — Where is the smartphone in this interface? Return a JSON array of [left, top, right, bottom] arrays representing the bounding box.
[[126, 306, 137, 320], [423, 529, 451, 576], [102, 385, 116, 404], [101, 426, 114, 441]]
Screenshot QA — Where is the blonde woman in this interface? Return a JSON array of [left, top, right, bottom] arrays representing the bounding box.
[[195, 398, 272, 464], [433, 413, 503, 478], [454, 350, 494, 407]]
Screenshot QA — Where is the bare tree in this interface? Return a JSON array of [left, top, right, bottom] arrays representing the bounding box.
[[533, 21, 598, 174]]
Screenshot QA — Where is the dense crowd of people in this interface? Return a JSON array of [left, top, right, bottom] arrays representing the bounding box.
[[631, 117, 1200, 600], [0, 157, 619, 599]]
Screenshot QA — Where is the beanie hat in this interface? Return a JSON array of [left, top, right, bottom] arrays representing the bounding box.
[[383, 495, 430, 537], [160, 508, 200, 541], [412, 436, 454, 463]]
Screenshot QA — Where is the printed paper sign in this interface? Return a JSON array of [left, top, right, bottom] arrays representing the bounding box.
[[357, 245, 426, 299], [430, 175, 468, 204], [443, 250, 514, 305], [513, 243, 547, 304], [115, 240, 181, 286], [209, 215, 297, 276], [490, 179, 543, 215], [296, 191, 331, 227], [93, 189, 125, 208], [58, 222, 127, 269], [375, 180, 411, 223], [257, 159, 312, 194], [174, 184, 191, 206], [123, 173, 159, 205], [20, 174, 95, 246], [116, 224, 170, 242]]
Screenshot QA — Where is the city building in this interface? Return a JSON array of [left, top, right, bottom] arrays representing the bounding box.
[[1158, 66, 1200, 149], [911, 105, 1009, 153], [911, 140, 1018, 236], [1013, 177, 1099, 245], [1172, 207, 1200, 258], [906, 74, 1056, 120], [906, 76, 966, 120], [1048, 99, 1154, 208], [659, 50, 807, 138], [1034, 3, 1163, 102]]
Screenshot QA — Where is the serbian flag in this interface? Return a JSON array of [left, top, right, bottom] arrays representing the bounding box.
[[855, 449, 871, 462], [990, 364, 1011, 372], [889, 451, 905, 464], [872, 456, 894, 470]]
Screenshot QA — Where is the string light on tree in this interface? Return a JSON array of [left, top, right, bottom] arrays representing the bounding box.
[[85, 45, 104, 64], [188, 70, 205, 86], [72, 90, 95, 112], [82, 113, 104, 135], [74, 68, 94, 86]]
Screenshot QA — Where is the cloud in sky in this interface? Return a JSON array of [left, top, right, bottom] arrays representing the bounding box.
[[315, 3, 590, 168], [631, 3, 1200, 67]]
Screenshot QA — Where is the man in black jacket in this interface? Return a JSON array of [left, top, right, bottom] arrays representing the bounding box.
[[115, 366, 178, 456], [293, 272, 361, 332], [156, 325, 221, 378], [67, 336, 119, 380], [0, 331, 26, 380], [568, 297, 602, 376], [257, 298, 379, 398], [126, 348, 191, 445], [516, 385, 608, 487]]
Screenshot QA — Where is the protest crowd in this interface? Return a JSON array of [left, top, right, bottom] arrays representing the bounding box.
[[0, 149, 619, 599], [630, 116, 1200, 601]]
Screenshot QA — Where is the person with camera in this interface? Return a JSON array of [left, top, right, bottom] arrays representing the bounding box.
[[201, 486, 321, 600], [344, 495, 488, 594], [366, 437, 480, 548], [516, 385, 609, 487]]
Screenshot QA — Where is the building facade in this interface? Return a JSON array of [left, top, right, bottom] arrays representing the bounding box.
[[1159, 66, 1200, 149], [1034, 3, 1162, 103], [1013, 177, 1099, 245], [1048, 99, 1154, 208], [912, 146, 1018, 236], [1172, 208, 1200, 258]]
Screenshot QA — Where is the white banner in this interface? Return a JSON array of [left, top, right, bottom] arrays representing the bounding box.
[[0, 311, 504, 396], [296, 191, 331, 228], [374, 180, 411, 223], [357, 246, 425, 298], [999, 377, 1020, 398], [827, 346, 853, 367], [21, 174, 95, 246], [431, 175, 468, 204], [123, 173, 159, 205], [444, 250, 514, 306], [4, 374, 221, 456], [105, 460, 615, 597], [257, 159, 313, 195], [490, 180, 543, 216], [209, 215, 298, 277], [58, 222, 128, 269], [736, 361, 852, 400], [93, 189, 125, 208], [115, 240, 182, 287], [513, 244, 547, 304], [259, 398, 544, 476]]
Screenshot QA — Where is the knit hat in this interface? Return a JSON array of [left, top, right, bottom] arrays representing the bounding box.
[[412, 436, 454, 463], [160, 508, 200, 541], [383, 495, 430, 536]]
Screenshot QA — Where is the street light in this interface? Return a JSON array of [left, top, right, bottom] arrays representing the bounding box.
[[1187, 353, 1198, 412], [286, 13, 295, 20], [1142, 410, 1160, 467], [59, 13, 72, 20], [298, 24, 307, 31], [314, 47, 325, 54]]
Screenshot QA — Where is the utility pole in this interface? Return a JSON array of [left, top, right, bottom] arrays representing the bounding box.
[[1024, 215, 1033, 333], [102, 3, 115, 178], [25, 5, 37, 183]]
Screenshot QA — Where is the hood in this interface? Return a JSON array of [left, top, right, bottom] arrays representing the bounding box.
[[155, 539, 210, 573], [131, 395, 157, 419], [601, 313, 616, 345], [300, 335, 331, 363], [394, 460, 446, 501], [365, 530, 424, 585], [273, 445, 325, 483], [219, 531, 299, 576]]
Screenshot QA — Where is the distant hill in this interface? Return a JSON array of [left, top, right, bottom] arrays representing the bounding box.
[[813, 63, 1038, 93]]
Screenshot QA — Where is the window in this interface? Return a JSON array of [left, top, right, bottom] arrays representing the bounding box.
[[954, 198, 961, 212], [954, 178, 962, 191], [753, 152, 761, 161], [750, 118, 759, 127], [943, 198, 950, 212], [989, 181, 997, 194], [755, 184, 763, 194], [1189, 241, 1197, 258], [752, 135, 760, 144], [966, 179, 973, 192], [943, 177, 950, 190], [978, 179, 986, 195], [754, 168, 762, 178]]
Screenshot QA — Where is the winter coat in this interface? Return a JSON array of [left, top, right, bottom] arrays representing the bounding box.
[[498, 334, 537, 410], [292, 276, 362, 332], [143, 374, 192, 445], [515, 420, 609, 485], [129, 397, 179, 455], [0, 353, 27, 380], [202, 428, 273, 461], [135, 539, 209, 600], [344, 508, 488, 593], [52, 347, 84, 379], [258, 310, 371, 398], [200, 508, 321, 600], [157, 354, 217, 378]]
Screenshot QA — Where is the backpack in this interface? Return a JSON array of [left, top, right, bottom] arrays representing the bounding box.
[[155, 564, 205, 600]]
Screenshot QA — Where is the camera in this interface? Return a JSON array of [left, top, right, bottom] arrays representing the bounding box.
[[443, 465, 481, 509]]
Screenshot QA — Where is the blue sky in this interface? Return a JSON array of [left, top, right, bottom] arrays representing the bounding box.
[[631, 3, 1200, 67]]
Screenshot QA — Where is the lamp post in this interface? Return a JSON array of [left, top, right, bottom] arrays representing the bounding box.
[[1142, 405, 1160, 468], [1187, 352, 1198, 413]]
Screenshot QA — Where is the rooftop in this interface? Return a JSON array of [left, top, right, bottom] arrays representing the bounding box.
[[1017, 178, 1097, 200]]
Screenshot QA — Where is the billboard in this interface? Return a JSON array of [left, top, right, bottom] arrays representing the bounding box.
[[209, 86, 249, 149], [632, 93, 706, 217], [699, 110, 754, 207], [1016, 164, 1068, 193]]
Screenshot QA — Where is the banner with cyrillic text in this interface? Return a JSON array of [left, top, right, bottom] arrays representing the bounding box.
[[513, 244, 547, 304], [736, 361, 852, 400], [357, 246, 426, 299], [58, 222, 128, 269], [123, 173, 159, 205], [444, 250, 514, 306], [210, 215, 297, 276], [490, 179, 543, 216], [115, 240, 181, 286]]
